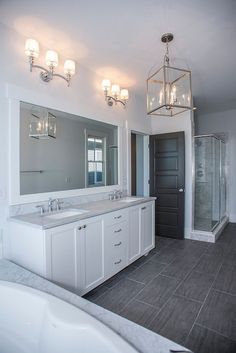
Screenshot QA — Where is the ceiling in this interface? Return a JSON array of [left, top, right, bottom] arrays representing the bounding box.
[[1, 0, 236, 115]]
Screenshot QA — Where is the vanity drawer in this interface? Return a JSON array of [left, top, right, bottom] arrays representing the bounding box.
[[105, 241, 127, 277], [104, 221, 128, 277], [105, 221, 128, 245], [103, 209, 128, 227]]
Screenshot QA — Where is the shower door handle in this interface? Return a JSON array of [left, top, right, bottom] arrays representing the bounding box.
[[179, 188, 184, 192]]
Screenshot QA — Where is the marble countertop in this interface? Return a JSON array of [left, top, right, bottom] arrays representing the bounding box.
[[9, 197, 156, 229], [0, 259, 187, 353]]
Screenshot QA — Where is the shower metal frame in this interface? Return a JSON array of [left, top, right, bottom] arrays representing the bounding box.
[[194, 134, 227, 232]]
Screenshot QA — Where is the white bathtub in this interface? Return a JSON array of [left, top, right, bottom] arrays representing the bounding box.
[[0, 281, 138, 353]]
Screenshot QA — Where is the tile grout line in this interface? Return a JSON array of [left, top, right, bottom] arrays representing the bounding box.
[[146, 245, 211, 333], [212, 287, 236, 298], [135, 298, 163, 309], [146, 249, 209, 331], [194, 322, 236, 343], [184, 255, 225, 345]]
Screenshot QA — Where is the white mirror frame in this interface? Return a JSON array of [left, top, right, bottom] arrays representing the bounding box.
[[7, 85, 123, 205]]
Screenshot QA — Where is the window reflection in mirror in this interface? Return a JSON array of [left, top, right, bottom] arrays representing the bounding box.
[[20, 102, 118, 195]]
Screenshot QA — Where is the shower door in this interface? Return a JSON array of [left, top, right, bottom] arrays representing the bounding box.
[[194, 135, 226, 232]]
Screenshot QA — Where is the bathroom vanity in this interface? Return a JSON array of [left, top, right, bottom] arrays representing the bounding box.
[[9, 197, 155, 295]]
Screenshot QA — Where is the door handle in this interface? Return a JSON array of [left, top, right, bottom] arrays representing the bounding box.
[[179, 188, 184, 192]]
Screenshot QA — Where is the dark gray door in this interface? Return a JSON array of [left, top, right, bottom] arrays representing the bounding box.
[[150, 132, 185, 239]]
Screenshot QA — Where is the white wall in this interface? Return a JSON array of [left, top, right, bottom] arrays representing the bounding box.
[[150, 111, 194, 238], [0, 23, 151, 256], [195, 108, 236, 222]]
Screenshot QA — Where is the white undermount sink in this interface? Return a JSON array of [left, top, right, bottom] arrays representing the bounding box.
[[45, 209, 89, 220], [118, 197, 144, 203]]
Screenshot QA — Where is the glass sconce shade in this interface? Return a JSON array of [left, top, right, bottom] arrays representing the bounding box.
[[25, 39, 39, 58], [120, 89, 129, 101], [147, 65, 192, 116], [29, 110, 56, 139], [64, 60, 76, 76], [101, 80, 128, 107], [102, 79, 111, 91], [111, 84, 120, 97], [45, 50, 59, 68]]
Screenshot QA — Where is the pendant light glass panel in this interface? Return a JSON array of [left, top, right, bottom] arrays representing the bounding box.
[[29, 109, 56, 139], [147, 65, 192, 116]]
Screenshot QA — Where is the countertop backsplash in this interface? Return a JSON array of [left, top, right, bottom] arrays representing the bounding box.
[[9, 191, 113, 217]]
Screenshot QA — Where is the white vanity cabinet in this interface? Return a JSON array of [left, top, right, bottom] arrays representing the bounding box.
[[45, 222, 78, 292], [128, 201, 155, 264], [9, 200, 155, 296], [141, 202, 155, 254], [104, 209, 129, 278], [76, 216, 104, 294], [45, 215, 104, 295], [128, 205, 142, 263]]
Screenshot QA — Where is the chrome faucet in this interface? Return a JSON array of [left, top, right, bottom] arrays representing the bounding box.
[[55, 198, 64, 211], [48, 198, 56, 212], [109, 190, 122, 200]]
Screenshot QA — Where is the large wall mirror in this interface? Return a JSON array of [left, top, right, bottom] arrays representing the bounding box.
[[20, 102, 118, 196]]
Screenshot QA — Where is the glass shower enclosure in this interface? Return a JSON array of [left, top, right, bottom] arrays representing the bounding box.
[[194, 135, 226, 232]]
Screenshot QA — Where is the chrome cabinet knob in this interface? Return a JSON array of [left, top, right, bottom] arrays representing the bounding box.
[[179, 188, 184, 192]]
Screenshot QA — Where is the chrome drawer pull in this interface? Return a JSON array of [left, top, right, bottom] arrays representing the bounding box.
[[114, 228, 122, 233], [114, 215, 122, 219], [114, 259, 122, 265], [141, 206, 146, 210], [114, 241, 122, 247]]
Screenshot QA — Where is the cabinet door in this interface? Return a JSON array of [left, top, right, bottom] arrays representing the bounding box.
[[141, 202, 155, 254], [128, 205, 141, 264], [77, 216, 104, 294], [46, 224, 77, 292]]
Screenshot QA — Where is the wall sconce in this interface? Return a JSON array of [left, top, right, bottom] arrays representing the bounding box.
[[102, 79, 129, 107], [25, 38, 76, 87]]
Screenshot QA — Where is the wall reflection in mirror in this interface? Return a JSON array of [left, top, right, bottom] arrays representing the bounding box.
[[20, 102, 118, 195]]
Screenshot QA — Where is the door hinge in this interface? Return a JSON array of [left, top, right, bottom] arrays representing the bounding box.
[[148, 179, 150, 184]]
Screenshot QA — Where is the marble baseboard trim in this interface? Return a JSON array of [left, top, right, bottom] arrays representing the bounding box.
[[190, 216, 229, 243]]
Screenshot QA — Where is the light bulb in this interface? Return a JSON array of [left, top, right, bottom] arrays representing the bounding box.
[[64, 60, 76, 76], [45, 50, 58, 68], [159, 89, 163, 105], [25, 39, 39, 58], [102, 79, 111, 91], [120, 89, 129, 101], [111, 84, 120, 97]]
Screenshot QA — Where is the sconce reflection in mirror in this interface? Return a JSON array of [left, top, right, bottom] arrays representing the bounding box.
[[102, 79, 129, 108], [25, 39, 76, 87]]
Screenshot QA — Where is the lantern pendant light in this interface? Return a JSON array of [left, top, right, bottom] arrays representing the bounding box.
[[147, 33, 193, 117]]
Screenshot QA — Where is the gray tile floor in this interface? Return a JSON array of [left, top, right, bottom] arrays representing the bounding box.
[[84, 224, 236, 353]]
